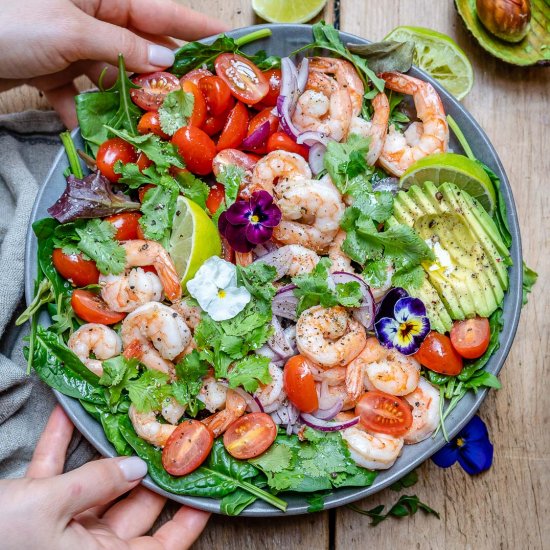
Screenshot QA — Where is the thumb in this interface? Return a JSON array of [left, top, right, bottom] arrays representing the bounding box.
[[50, 456, 148, 520], [72, 15, 175, 72]]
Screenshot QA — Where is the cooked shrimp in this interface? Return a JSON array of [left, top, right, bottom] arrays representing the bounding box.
[[201, 389, 246, 437], [340, 420, 404, 470], [198, 377, 228, 413], [171, 298, 202, 331], [120, 240, 182, 302], [261, 244, 319, 279], [161, 396, 186, 425], [100, 267, 163, 313], [308, 57, 364, 117], [296, 305, 367, 368], [403, 377, 440, 444], [314, 368, 357, 411], [129, 404, 176, 447], [328, 229, 353, 273], [349, 92, 390, 165], [68, 324, 122, 377], [252, 150, 311, 195], [235, 251, 254, 267], [360, 337, 420, 396], [255, 364, 285, 413], [378, 72, 448, 176], [273, 175, 345, 253], [121, 302, 191, 376]]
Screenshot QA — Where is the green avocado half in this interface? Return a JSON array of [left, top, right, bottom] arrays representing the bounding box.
[[389, 181, 511, 333]]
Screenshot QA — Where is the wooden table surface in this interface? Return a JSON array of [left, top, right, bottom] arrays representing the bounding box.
[[2, 1, 548, 548]]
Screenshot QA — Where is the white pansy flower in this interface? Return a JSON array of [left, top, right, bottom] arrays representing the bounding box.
[[186, 256, 251, 321]]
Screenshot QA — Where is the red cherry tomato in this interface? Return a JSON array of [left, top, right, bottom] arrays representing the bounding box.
[[105, 212, 142, 241], [181, 80, 207, 128], [414, 332, 464, 375], [450, 318, 491, 359], [214, 53, 269, 105], [137, 111, 169, 139], [202, 109, 231, 136], [258, 68, 282, 108], [162, 420, 214, 476], [136, 152, 152, 172], [180, 68, 213, 86], [71, 290, 126, 325], [138, 184, 156, 203], [223, 413, 277, 459], [52, 248, 99, 287], [206, 183, 225, 215], [130, 71, 181, 111], [266, 132, 309, 160], [356, 391, 413, 437], [216, 101, 249, 151], [199, 75, 233, 116], [283, 355, 319, 413], [172, 126, 217, 175], [242, 107, 279, 153], [96, 138, 137, 183]]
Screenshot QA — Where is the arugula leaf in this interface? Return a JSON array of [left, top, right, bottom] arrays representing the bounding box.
[[126, 370, 172, 413], [139, 185, 179, 246], [228, 355, 271, 393], [292, 258, 362, 315], [522, 261, 538, 305], [172, 350, 209, 417], [158, 89, 195, 136], [236, 262, 277, 302]]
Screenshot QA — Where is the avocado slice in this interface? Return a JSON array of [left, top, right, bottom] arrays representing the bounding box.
[[391, 181, 510, 329]]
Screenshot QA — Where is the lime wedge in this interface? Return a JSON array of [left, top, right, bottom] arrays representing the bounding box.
[[400, 153, 496, 215], [384, 26, 474, 100], [252, 0, 327, 23], [169, 196, 221, 289]]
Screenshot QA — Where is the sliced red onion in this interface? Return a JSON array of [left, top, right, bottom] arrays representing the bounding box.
[[296, 131, 330, 147], [280, 57, 298, 99], [277, 95, 301, 140], [331, 271, 376, 330], [300, 413, 360, 432], [308, 142, 326, 175], [253, 240, 277, 258], [312, 399, 344, 420], [267, 316, 295, 360], [271, 284, 298, 321], [372, 177, 400, 194], [283, 325, 297, 352], [317, 379, 342, 410], [241, 121, 271, 149], [297, 58, 309, 92]]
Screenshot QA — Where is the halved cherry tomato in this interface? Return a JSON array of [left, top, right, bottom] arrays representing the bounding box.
[[172, 126, 217, 175], [216, 102, 249, 151], [206, 183, 225, 215], [180, 68, 213, 85], [162, 420, 214, 476], [212, 148, 259, 178], [356, 391, 413, 437], [71, 289, 126, 325], [450, 318, 491, 359], [242, 107, 279, 153], [283, 355, 319, 413], [181, 80, 207, 127], [137, 111, 169, 139], [215, 53, 269, 105], [52, 248, 99, 287], [138, 184, 156, 203], [130, 71, 180, 111], [267, 132, 309, 160], [414, 332, 463, 375], [105, 212, 142, 241], [223, 413, 277, 459], [96, 138, 137, 183], [199, 75, 233, 116], [257, 69, 281, 108]]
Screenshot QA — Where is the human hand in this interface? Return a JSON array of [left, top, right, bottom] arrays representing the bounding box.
[[0, 405, 210, 550], [0, 0, 228, 126]]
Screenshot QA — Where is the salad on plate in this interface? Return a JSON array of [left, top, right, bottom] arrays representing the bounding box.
[[23, 23, 512, 515]]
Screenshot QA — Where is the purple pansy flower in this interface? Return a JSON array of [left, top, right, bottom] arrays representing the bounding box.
[[374, 289, 430, 355], [218, 190, 281, 253], [432, 415, 493, 475]]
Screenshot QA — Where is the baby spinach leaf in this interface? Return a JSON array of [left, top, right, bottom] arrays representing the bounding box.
[[220, 489, 257, 516]]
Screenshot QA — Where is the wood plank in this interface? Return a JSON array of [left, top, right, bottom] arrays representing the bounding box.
[[336, 1, 549, 549]]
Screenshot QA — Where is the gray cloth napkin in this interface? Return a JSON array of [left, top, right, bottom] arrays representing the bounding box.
[[0, 110, 96, 478]]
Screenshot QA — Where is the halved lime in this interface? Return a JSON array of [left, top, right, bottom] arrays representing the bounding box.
[[384, 26, 474, 100], [400, 153, 496, 215], [252, 0, 327, 24], [169, 196, 222, 289]]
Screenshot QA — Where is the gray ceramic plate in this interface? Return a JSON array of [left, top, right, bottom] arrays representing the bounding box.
[[25, 24, 523, 516]]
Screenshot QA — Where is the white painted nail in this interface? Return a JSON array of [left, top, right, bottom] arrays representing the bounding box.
[[118, 457, 148, 481], [148, 44, 175, 68]]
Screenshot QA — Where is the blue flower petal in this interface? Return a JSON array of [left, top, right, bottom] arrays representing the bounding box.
[[394, 296, 427, 323], [457, 438, 494, 475], [461, 415, 490, 443], [374, 317, 400, 349], [432, 444, 460, 468]]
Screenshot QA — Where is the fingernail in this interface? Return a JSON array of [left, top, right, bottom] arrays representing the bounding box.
[[118, 457, 148, 481], [148, 44, 175, 68]]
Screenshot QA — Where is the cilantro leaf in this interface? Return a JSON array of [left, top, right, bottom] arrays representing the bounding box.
[[227, 355, 271, 393], [139, 185, 179, 246], [158, 89, 195, 136], [216, 164, 245, 210], [173, 170, 210, 210], [362, 258, 392, 288], [391, 264, 425, 290], [126, 370, 172, 413], [172, 350, 209, 417], [115, 162, 159, 189], [249, 443, 293, 473], [99, 356, 139, 406], [236, 262, 277, 302]]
